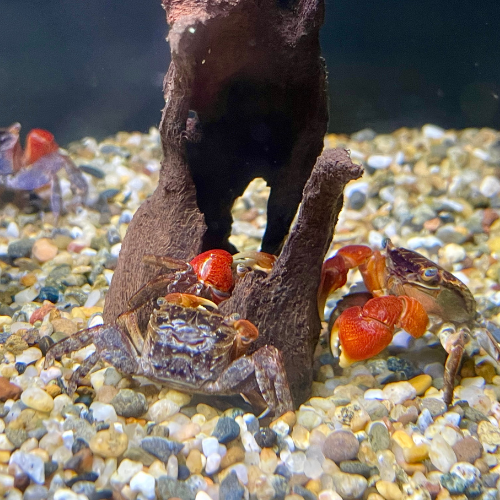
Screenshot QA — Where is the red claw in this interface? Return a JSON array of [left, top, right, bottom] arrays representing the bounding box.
[[332, 295, 429, 367], [190, 249, 234, 295], [24, 128, 59, 165]]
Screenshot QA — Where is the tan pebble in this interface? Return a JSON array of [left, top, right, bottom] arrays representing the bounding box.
[[475, 363, 496, 383], [478, 420, 500, 448], [45, 384, 62, 398], [0, 451, 10, 463], [376, 480, 403, 500], [30, 448, 49, 462], [20, 273, 37, 287], [96, 385, 119, 404], [51, 317, 78, 336], [284, 495, 304, 500], [402, 444, 429, 463], [279, 410, 297, 427], [196, 403, 219, 420], [351, 409, 371, 432], [260, 447, 278, 474], [367, 494, 386, 500], [291, 424, 310, 450], [90, 427, 128, 458], [0, 316, 12, 329], [408, 374, 432, 396], [391, 430, 413, 449], [32, 238, 58, 262], [186, 449, 203, 474], [201, 416, 220, 436], [220, 446, 245, 469], [21, 387, 54, 412], [160, 389, 192, 407]]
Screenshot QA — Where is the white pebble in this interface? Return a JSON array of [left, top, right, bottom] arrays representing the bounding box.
[[15, 347, 42, 365], [285, 451, 306, 473], [53, 489, 80, 500], [110, 459, 143, 488], [40, 366, 62, 385], [417, 408, 433, 432], [304, 457, 322, 479], [241, 431, 260, 452], [196, 492, 213, 500], [84, 289, 101, 308], [130, 471, 156, 499], [480, 175, 500, 197], [14, 286, 39, 304], [422, 124, 445, 139], [364, 389, 385, 400], [205, 453, 221, 475], [10, 321, 33, 334], [110, 243, 122, 257], [367, 155, 393, 169], [148, 399, 180, 423], [406, 236, 443, 250], [319, 490, 343, 500], [89, 402, 118, 423], [382, 382, 416, 404], [9, 450, 44, 484], [6, 222, 20, 238], [202, 437, 220, 457], [429, 435, 456, 473]]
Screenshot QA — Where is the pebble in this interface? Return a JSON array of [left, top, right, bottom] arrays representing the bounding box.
[[322, 430, 359, 462], [32, 238, 59, 262], [212, 417, 240, 444], [110, 389, 148, 418], [368, 422, 390, 452], [89, 427, 128, 458], [141, 436, 184, 462], [9, 450, 44, 483], [129, 470, 156, 499], [429, 435, 457, 473], [331, 472, 367, 499], [452, 436, 483, 463], [147, 398, 180, 423], [21, 387, 54, 413], [381, 381, 417, 404]]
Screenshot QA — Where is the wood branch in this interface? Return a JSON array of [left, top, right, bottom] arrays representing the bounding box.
[[104, 0, 328, 322], [220, 149, 363, 406]]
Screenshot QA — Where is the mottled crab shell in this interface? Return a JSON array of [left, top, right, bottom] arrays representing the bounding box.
[[385, 243, 476, 324], [142, 299, 240, 388]]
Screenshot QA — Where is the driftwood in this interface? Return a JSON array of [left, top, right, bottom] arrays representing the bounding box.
[[220, 149, 362, 405], [103, 0, 363, 405], [104, 0, 328, 322]]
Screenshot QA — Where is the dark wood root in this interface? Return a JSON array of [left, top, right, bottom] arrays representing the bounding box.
[[220, 149, 363, 406], [104, 0, 328, 323]]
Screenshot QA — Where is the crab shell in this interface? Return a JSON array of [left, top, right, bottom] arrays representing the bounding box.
[[382, 242, 476, 324]]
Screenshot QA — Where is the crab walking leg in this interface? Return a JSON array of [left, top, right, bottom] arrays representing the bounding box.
[[442, 329, 466, 406], [67, 351, 100, 395], [127, 272, 183, 310], [143, 255, 189, 271], [117, 310, 144, 354], [252, 345, 293, 417], [201, 346, 293, 416], [50, 175, 63, 222], [44, 328, 96, 368]]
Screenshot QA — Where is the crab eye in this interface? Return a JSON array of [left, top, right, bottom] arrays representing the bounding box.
[[421, 267, 438, 281]]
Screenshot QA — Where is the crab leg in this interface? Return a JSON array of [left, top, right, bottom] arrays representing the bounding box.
[[440, 327, 466, 405], [44, 328, 96, 368], [117, 310, 145, 354], [66, 351, 100, 395]]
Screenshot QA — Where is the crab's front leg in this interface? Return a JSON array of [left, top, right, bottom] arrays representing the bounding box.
[[0, 123, 22, 175], [45, 323, 141, 395], [202, 345, 293, 417], [332, 295, 429, 367], [318, 245, 378, 318]]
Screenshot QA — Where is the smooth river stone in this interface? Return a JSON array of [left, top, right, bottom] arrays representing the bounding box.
[[21, 387, 54, 412], [90, 427, 128, 458]]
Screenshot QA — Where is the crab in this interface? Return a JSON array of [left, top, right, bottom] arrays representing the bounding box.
[[44, 292, 292, 417], [129, 248, 276, 308], [318, 239, 500, 405], [0, 123, 88, 219], [45, 249, 291, 416]]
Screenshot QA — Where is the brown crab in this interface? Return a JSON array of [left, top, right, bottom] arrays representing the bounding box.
[[319, 239, 500, 405], [45, 250, 291, 417]]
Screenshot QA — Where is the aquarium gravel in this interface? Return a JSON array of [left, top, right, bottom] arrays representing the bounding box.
[[0, 124, 500, 499]]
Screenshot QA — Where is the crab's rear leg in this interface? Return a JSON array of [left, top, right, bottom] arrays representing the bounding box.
[[202, 345, 293, 417], [66, 351, 100, 395], [44, 328, 96, 368]]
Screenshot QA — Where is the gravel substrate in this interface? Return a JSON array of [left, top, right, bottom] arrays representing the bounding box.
[[0, 124, 500, 500]]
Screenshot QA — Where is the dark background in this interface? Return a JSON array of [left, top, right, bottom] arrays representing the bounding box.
[[1, 0, 499, 145]]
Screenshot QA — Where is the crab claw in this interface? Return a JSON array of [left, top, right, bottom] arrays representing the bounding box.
[[0, 123, 22, 175], [318, 245, 374, 318], [232, 251, 277, 274], [163, 292, 218, 310], [332, 295, 429, 367], [190, 249, 234, 300], [24, 128, 59, 165], [232, 318, 259, 358]]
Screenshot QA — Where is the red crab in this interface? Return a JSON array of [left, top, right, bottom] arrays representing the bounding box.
[[129, 248, 276, 309], [45, 250, 292, 416], [0, 123, 88, 218], [318, 239, 500, 404]]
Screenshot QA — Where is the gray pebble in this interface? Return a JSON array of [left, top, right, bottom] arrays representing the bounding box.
[[421, 398, 447, 417], [212, 417, 241, 444], [322, 430, 359, 463], [6, 426, 28, 448], [7, 238, 35, 259], [141, 436, 184, 462], [123, 446, 157, 466], [339, 460, 378, 478], [23, 484, 48, 500], [63, 418, 96, 442], [110, 389, 148, 418], [368, 422, 390, 452], [219, 471, 245, 500], [157, 476, 197, 500]]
